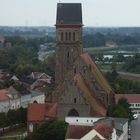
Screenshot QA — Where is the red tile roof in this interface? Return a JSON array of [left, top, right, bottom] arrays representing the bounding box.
[[28, 103, 57, 122], [115, 94, 140, 103], [94, 122, 113, 139], [0, 89, 9, 101], [66, 125, 94, 139]]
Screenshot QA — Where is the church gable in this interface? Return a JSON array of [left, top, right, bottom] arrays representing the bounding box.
[[57, 80, 89, 106]]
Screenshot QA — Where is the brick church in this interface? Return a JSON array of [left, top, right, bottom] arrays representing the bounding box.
[[50, 3, 115, 119]]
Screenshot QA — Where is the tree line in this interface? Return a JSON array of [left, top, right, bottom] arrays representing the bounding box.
[[0, 107, 27, 128]]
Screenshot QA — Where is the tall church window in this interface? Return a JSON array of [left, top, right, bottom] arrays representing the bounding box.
[[74, 98, 77, 103], [66, 32, 68, 41], [73, 32, 76, 41], [74, 68, 76, 74], [69, 32, 71, 41], [61, 32, 63, 41], [67, 52, 69, 58]]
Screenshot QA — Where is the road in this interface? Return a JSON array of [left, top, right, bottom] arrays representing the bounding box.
[[118, 71, 140, 79], [131, 116, 140, 140], [101, 69, 140, 79]]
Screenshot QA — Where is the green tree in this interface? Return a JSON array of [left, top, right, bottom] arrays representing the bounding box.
[[112, 97, 133, 121], [30, 119, 68, 140], [0, 112, 8, 127]]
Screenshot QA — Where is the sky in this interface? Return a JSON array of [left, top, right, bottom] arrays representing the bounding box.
[[0, 0, 140, 27]]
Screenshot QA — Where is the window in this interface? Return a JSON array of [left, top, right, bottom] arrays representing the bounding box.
[[73, 32, 75, 41], [69, 32, 71, 41], [74, 68, 76, 74], [67, 52, 69, 58], [66, 32, 68, 41], [61, 32, 63, 41], [74, 98, 77, 103]]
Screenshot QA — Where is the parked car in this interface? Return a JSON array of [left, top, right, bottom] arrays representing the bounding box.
[[133, 114, 138, 119]]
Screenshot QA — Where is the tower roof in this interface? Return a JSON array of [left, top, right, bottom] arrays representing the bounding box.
[[56, 3, 82, 25]]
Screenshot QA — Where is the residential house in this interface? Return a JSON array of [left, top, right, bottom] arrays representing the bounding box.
[[27, 103, 57, 133], [115, 94, 140, 116], [65, 117, 128, 140], [30, 72, 52, 90], [0, 86, 21, 112], [21, 91, 45, 108], [0, 87, 45, 112]]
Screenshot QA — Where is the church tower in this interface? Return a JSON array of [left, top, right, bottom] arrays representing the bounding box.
[[55, 3, 83, 85]]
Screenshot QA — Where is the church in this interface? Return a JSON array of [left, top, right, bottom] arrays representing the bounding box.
[[51, 3, 115, 119]]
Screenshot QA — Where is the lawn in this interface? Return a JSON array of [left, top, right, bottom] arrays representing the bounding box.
[[0, 127, 27, 140]]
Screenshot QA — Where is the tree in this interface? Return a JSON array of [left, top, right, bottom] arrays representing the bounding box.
[[0, 112, 8, 127], [30, 119, 68, 140], [112, 97, 133, 121]]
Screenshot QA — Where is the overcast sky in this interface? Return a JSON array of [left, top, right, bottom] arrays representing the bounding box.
[[0, 0, 140, 27]]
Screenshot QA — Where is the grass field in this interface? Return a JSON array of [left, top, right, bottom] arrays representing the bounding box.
[[0, 127, 27, 140], [120, 74, 140, 82]]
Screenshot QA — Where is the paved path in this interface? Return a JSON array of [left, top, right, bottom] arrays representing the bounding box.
[[101, 69, 140, 78], [131, 116, 140, 140]]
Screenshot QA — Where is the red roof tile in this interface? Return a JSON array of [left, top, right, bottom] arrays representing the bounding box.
[[0, 89, 9, 101], [94, 122, 113, 139], [66, 125, 94, 139], [28, 103, 57, 122], [115, 94, 140, 103]]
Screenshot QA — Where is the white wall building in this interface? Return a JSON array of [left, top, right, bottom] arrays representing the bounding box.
[[65, 117, 128, 140], [0, 87, 45, 112]]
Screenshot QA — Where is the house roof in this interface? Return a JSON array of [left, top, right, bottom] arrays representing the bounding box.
[[66, 123, 111, 140], [81, 53, 113, 94], [31, 72, 51, 79], [66, 125, 94, 139], [94, 122, 113, 139], [0, 89, 9, 101], [56, 3, 82, 25], [115, 94, 140, 103], [0, 86, 20, 101], [11, 75, 19, 81], [81, 129, 106, 140], [28, 103, 57, 122]]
